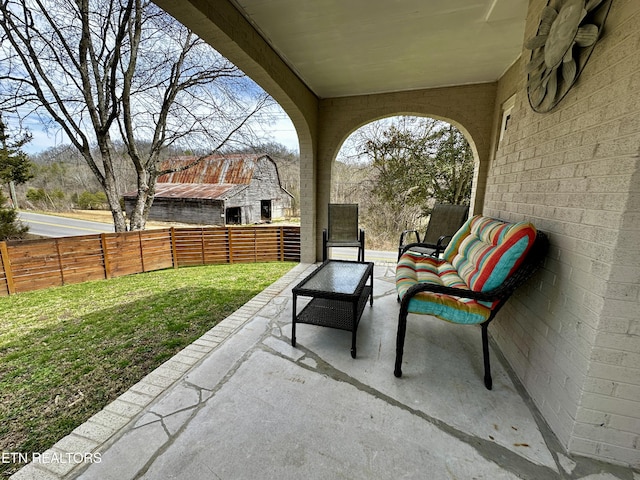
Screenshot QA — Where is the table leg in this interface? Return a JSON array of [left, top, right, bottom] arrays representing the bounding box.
[[291, 293, 297, 347], [351, 301, 357, 358]]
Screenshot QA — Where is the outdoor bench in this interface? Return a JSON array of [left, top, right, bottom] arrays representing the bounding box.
[[394, 215, 548, 389]]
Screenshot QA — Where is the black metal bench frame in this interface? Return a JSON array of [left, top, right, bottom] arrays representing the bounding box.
[[394, 230, 549, 390]]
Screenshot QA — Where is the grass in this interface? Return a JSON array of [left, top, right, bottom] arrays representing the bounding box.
[[0, 262, 295, 477]]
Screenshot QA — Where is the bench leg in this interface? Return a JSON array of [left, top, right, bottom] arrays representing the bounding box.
[[396, 292, 494, 389], [394, 305, 409, 377], [482, 323, 492, 390]]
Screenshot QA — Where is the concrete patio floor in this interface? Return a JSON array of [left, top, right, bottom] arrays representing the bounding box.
[[13, 261, 640, 480]]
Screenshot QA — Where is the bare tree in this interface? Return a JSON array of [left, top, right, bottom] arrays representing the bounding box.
[[334, 116, 474, 249], [0, 0, 272, 231]]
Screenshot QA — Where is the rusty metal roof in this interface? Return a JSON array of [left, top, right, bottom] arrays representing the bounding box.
[[151, 183, 247, 200], [157, 153, 269, 185], [122, 153, 277, 200]]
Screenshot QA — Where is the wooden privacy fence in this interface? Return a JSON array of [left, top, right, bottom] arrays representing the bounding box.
[[0, 225, 300, 296]]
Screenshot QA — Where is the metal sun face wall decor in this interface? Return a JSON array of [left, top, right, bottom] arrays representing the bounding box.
[[525, 0, 613, 113]]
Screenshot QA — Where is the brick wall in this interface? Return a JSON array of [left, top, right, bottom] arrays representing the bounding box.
[[488, 0, 640, 467]]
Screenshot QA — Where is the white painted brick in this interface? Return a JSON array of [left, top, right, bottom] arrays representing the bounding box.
[[573, 424, 638, 450], [72, 420, 118, 445], [583, 291, 607, 314], [575, 407, 610, 426], [572, 270, 607, 298], [568, 436, 599, 457], [591, 443, 640, 469], [584, 377, 618, 396], [117, 390, 155, 408], [598, 299, 639, 319], [591, 347, 627, 365], [87, 409, 130, 431], [596, 333, 640, 353], [615, 383, 640, 402], [582, 392, 640, 419], [606, 284, 640, 301], [600, 317, 632, 334], [607, 414, 640, 436], [621, 350, 640, 368], [104, 399, 143, 418], [589, 362, 640, 385], [9, 465, 59, 480]]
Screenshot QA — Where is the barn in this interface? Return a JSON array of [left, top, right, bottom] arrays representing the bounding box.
[[123, 154, 293, 225]]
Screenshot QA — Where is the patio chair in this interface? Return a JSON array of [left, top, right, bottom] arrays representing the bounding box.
[[397, 203, 469, 261], [395, 216, 549, 389], [322, 203, 365, 262]]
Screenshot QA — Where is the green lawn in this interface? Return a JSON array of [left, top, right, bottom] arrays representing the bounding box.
[[0, 262, 295, 477]]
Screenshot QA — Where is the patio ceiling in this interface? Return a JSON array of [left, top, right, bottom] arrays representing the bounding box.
[[227, 0, 530, 98]]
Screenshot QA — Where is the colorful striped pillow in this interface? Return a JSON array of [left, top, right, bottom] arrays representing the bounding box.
[[444, 216, 537, 293]]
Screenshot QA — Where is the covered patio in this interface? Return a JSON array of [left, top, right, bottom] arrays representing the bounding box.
[[11, 0, 639, 476], [148, 0, 639, 468], [15, 261, 638, 479]]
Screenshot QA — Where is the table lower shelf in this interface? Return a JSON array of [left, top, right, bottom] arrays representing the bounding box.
[[293, 285, 372, 358]]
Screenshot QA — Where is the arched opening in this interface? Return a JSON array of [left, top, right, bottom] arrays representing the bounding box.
[[332, 115, 477, 251]]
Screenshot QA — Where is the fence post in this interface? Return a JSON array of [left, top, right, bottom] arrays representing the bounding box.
[[100, 233, 111, 279], [55, 238, 65, 285], [279, 227, 284, 261], [170, 227, 178, 269], [254, 227, 258, 262], [0, 241, 15, 295], [138, 231, 146, 272], [227, 227, 234, 264], [200, 228, 205, 265]]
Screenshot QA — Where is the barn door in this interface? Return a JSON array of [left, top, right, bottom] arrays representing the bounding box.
[[226, 207, 241, 225], [261, 200, 272, 222]]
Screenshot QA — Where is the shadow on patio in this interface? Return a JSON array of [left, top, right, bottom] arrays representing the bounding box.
[[14, 261, 638, 479]]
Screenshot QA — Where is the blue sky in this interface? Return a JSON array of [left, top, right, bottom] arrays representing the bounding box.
[[21, 112, 299, 155]]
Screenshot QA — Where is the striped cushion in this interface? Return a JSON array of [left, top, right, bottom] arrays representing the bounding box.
[[396, 251, 492, 325], [444, 216, 537, 293], [396, 216, 537, 325]]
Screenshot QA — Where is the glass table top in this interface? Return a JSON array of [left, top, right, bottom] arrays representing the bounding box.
[[298, 261, 370, 295]]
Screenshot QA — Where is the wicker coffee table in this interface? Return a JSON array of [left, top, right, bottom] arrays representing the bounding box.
[[291, 260, 374, 358]]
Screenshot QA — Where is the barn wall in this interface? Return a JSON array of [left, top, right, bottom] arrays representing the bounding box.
[[125, 157, 292, 226], [126, 198, 225, 225], [226, 157, 292, 224]]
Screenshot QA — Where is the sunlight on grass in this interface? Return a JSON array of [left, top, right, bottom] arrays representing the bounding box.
[[0, 262, 295, 477]]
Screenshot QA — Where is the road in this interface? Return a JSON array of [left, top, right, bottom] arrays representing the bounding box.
[[18, 211, 115, 238]]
